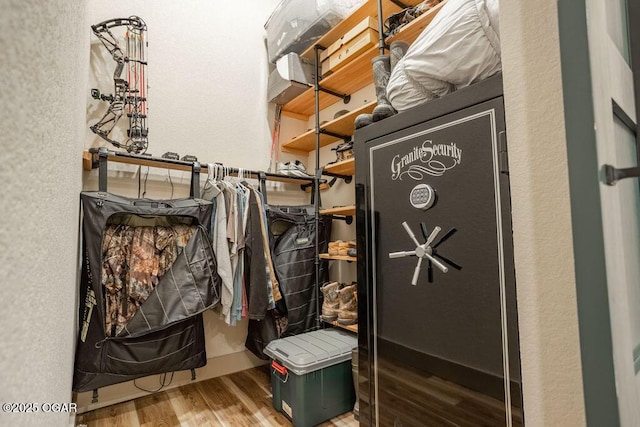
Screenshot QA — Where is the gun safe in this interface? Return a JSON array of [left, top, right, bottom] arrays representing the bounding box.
[[355, 74, 524, 426]]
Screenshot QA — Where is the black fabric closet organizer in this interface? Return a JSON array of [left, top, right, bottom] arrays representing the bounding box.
[[74, 192, 221, 393]]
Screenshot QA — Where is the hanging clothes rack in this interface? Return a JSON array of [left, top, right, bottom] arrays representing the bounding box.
[[83, 147, 325, 202]]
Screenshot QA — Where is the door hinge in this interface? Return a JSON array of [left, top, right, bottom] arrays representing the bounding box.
[[498, 131, 509, 174]]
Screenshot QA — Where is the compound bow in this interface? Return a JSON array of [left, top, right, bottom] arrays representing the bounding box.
[[90, 16, 149, 154]]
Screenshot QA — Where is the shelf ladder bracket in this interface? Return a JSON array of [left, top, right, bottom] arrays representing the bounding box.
[[319, 128, 351, 142], [326, 214, 353, 225], [322, 170, 352, 183], [318, 85, 351, 104]]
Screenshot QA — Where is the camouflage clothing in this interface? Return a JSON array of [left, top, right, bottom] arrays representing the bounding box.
[[102, 224, 196, 336]]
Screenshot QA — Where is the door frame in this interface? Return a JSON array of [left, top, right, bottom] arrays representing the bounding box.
[[558, 0, 640, 424]]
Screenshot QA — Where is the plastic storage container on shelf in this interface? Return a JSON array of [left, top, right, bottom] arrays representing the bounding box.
[[264, 328, 357, 427], [264, 0, 366, 64]]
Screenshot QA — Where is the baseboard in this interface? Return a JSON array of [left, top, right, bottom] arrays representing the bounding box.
[[74, 350, 268, 413]]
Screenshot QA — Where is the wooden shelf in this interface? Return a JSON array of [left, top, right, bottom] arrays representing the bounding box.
[[325, 320, 358, 333], [282, 102, 375, 153], [320, 254, 357, 262], [283, 46, 378, 118], [387, 0, 448, 45], [299, 0, 422, 61], [320, 205, 355, 216], [324, 158, 355, 176], [283, 0, 445, 119]]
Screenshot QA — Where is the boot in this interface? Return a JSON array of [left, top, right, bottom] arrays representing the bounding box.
[[355, 55, 397, 129], [371, 55, 396, 122], [390, 40, 409, 70], [320, 281, 340, 322], [337, 283, 358, 325]]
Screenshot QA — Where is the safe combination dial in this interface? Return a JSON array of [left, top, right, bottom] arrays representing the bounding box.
[[388, 221, 461, 285]]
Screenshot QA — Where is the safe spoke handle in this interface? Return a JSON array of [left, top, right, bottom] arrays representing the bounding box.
[[425, 253, 449, 273], [411, 257, 423, 286], [389, 250, 416, 259], [402, 221, 422, 247], [425, 226, 441, 247]]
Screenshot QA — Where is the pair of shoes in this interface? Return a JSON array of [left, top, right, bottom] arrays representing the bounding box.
[[354, 42, 410, 130], [277, 160, 310, 177], [320, 282, 358, 325]]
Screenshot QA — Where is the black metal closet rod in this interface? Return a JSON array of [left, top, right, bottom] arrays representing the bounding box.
[[84, 147, 319, 184], [85, 147, 327, 201]]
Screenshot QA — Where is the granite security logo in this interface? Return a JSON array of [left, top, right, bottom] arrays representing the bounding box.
[[391, 140, 462, 181]]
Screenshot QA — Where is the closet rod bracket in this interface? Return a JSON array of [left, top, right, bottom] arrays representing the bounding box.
[[98, 147, 109, 192], [259, 172, 268, 204], [190, 162, 201, 198]]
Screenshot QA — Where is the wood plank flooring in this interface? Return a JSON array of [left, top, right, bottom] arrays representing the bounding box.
[[75, 365, 358, 427], [370, 356, 523, 427]]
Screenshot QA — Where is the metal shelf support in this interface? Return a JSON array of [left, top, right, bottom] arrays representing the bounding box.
[[319, 128, 351, 141], [315, 44, 352, 104]]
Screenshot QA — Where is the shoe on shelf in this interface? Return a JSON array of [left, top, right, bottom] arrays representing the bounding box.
[[320, 281, 341, 322], [276, 162, 288, 173], [338, 240, 356, 248], [278, 160, 310, 177], [346, 247, 357, 257], [338, 241, 356, 255], [337, 283, 357, 326], [328, 240, 342, 256]]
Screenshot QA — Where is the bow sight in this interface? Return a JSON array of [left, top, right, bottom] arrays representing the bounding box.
[[90, 16, 149, 154]]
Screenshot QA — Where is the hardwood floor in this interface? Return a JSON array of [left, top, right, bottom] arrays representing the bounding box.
[[362, 356, 523, 427], [75, 365, 358, 427]]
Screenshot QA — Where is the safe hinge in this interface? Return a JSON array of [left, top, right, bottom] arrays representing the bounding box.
[[498, 131, 509, 174]]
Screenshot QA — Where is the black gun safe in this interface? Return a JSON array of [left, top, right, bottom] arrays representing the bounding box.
[[355, 74, 523, 426]]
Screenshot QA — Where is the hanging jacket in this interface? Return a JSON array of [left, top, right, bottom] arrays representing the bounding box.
[[201, 181, 234, 323], [244, 189, 271, 319]]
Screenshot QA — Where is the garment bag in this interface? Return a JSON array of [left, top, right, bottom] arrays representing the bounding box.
[[267, 205, 332, 337], [73, 192, 222, 393]]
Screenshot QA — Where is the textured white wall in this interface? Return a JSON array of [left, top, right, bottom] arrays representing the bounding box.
[[0, 1, 89, 426], [87, 0, 282, 169], [500, 1, 587, 425]]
